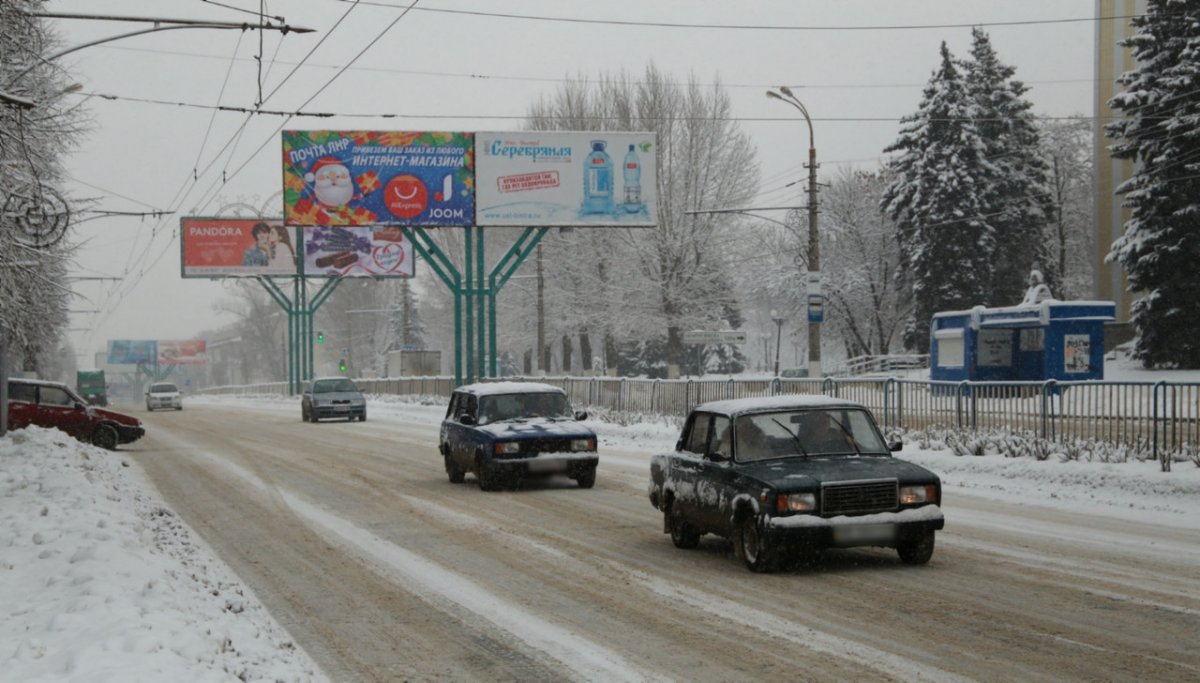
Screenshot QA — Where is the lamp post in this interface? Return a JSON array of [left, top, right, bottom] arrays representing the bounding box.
[[770, 309, 784, 377], [766, 86, 822, 378]]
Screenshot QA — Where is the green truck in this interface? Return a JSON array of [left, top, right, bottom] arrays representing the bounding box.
[[76, 369, 108, 406]]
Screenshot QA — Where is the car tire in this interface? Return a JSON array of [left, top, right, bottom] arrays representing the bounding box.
[[444, 451, 465, 484], [574, 466, 596, 489], [476, 454, 501, 492], [897, 530, 935, 565], [667, 508, 701, 549], [360, 412, 367, 422], [738, 515, 775, 573], [146, 404, 153, 412], [91, 424, 119, 451], [175, 406, 182, 411]]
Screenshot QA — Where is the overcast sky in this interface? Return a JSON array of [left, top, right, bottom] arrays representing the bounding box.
[[46, 0, 1099, 365]]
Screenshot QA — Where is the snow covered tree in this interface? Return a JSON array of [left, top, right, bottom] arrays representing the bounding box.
[[386, 279, 427, 352], [964, 28, 1058, 304], [525, 64, 757, 377], [0, 1, 84, 374], [1038, 118, 1095, 298], [883, 42, 998, 353], [1107, 0, 1200, 368], [823, 167, 911, 358]]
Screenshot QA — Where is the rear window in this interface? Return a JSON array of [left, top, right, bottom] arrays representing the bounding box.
[[314, 379, 359, 393], [150, 383, 178, 393]]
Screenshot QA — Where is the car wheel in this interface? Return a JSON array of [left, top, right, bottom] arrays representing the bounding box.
[[476, 454, 501, 492], [739, 515, 775, 573], [667, 508, 701, 549], [175, 406, 182, 411], [146, 403, 153, 412], [574, 466, 596, 489], [360, 412, 367, 422], [444, 451, 465, 484], [91, 424, 119, 451], [897, 530, 935, 565]]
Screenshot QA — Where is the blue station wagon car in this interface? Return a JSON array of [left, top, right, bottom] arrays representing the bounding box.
[[649, 396, 944, 572], [439, 382, 598, 491]]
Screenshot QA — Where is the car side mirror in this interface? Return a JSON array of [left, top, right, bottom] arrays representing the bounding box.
[[574, 410, 588, 421], [74, 401, 87, 411], [706, 450, 729, 462], [675, 438, 684, 452], [459, 414, 476, 426], [888, 440, 903, 452]]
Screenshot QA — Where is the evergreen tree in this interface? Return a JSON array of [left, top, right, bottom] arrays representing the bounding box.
[[964, 28, 1057, 304], [882, 43, 997, 352], [388, 279, 427, 351], [1108, 0, 1200, 368]]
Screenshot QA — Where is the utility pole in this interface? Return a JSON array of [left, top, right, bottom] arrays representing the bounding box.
[[767, 86, 822, 378]]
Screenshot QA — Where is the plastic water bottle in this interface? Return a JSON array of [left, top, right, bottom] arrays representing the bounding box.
[[623, 144, 642, 213], [581, 140, 613, 214]]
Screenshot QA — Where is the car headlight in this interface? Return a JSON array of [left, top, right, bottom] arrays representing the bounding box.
[[571, 438, 595, 452], [494, 442, 521, 455], [776, 492, 817, 513], [900, 485, 938, 505]]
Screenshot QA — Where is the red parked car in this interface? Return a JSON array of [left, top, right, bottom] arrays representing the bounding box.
[[6, 378, 145, 450]]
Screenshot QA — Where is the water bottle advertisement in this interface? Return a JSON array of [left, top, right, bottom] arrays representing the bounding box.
[[474, 131, 657, 227], [282, 130, 475, 227]]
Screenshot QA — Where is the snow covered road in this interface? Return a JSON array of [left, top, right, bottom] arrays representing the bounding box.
[[126, 400, 1200, 682]]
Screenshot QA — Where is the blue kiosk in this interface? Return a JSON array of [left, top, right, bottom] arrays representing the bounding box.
[[930, 281, 1116, 383]]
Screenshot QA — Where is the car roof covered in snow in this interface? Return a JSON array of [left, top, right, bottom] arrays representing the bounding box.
[[695, 394, 865, 417], [454, 381, 566, 397]]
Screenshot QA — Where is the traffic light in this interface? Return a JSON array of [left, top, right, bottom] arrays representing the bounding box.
[[338, 359, 347, 373], [317, 331, 325, 345]]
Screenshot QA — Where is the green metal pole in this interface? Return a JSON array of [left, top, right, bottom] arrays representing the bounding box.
[[488, 227, 550, 380], [464, 227, 475, 384], [472, 229, 482, 379]]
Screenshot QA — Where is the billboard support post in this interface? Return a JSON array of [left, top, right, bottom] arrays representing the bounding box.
[[258, 276, 341, 394]]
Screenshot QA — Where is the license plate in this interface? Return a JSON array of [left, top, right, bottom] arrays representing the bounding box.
[[527, 459, 566, 474], [333, 405, 349, 412], [832, 524, 895, 545]]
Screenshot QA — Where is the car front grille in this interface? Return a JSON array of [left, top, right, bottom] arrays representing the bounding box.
[[518, 438, 573, 455], [821, 479, 898, 515]]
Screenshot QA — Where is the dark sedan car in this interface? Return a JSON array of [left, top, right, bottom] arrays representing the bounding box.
[[6, 378, 145, 450], [649, 396, 944, 572], [301, 377, 367, 422], [439, 382, 598, 491]]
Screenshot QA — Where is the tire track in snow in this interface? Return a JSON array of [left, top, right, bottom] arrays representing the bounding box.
[[154, 429, 658, 683]]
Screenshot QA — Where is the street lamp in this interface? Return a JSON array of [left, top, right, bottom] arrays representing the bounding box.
[[766, 86, 822, 378], [770, 309, 784, 377]]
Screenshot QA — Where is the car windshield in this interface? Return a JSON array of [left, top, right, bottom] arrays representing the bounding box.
[[477, 392, 571, 424], [314, 379, 359, 393], [150, 384, 178, 393], [734, 408, 888, 462]]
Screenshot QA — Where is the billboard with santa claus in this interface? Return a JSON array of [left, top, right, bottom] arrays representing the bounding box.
[[302, 226, 415, 278], [282, 130, 474, 227], [180, 217, 300, 278]]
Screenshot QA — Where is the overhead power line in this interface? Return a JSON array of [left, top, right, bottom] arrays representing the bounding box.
[[330, 1, 1144, 32], [76, 91, 1116, 122]]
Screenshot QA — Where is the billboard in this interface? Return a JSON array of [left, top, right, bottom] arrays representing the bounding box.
[[475, 131, 657, 227], [303, 226, 415, 278], [158, 340, 208, 365], [282, 130, 474, 227], [107, 340, 156, 365], [180, 217, 300, 278]]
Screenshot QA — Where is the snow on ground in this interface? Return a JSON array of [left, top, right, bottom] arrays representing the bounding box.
[[0, 425, 327, 683], [3, 390, 1200, 681]]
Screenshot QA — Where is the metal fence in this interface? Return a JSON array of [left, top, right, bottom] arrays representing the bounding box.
[[201, 375, 1198, 471]]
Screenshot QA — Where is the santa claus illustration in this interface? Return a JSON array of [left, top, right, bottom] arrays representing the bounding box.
[[305, 156, 355, 207]]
